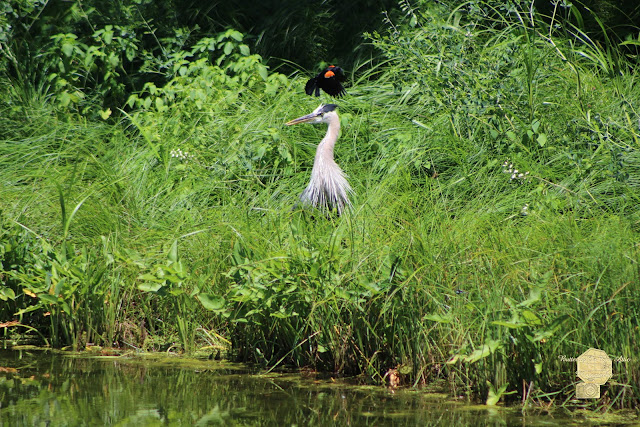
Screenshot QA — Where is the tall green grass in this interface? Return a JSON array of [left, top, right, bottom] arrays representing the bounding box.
[[1, 0, 639, 409]]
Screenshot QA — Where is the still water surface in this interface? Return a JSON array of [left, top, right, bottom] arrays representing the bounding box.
[[0, 349, 633, 426]]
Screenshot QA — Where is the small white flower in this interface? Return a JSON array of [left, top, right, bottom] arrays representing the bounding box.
[[502, 159, 530, 182], [170, 148, 196, 162]]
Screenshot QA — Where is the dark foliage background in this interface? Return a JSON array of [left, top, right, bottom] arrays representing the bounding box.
[[172, 0, 399, 70], [3, 1, 638, 104]]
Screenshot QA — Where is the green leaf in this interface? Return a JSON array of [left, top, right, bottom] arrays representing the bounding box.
[[126, 47, 136, 62], [486, 382, 509, 406], [270, 311, 289, 319], [61, 43, 74, 57], [0, 288, 16, 301], [39, 294, 59, 304], [521, 309, 542, 326], [61, 301, 71, 316], [100, 108, 112, 120], [103, 29, 113, 44], [464, 339, 502, 363], [531, 119, 540, 133], [138, 282, 164, 292], [283, 284, 298, 294], [537, 133, 547, 147], [198, 294, 226, 312], [54, 277, 67, 296], [168, 240, 178, 263], [59, 91, 71, 107], [108, 52, 119, 67], [126, 94, 138, 108], [14, 305, 43, 316], [518, 287, 542, 307], [358, 281, 381, 294], [137, 273, 161, 282], [491, 320, 525, 329], [257, 64, 269, 81], [423, 313, 453, 323]]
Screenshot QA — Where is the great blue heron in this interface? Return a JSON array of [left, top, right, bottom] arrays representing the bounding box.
[[305, 65, 346, 97], [286, 104, 352, 215]]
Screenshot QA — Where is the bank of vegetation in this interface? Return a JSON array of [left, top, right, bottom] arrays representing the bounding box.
[[1, 0, 639, 409]]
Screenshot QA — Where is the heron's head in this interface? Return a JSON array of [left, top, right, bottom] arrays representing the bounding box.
[[286, 104, 338, 126]]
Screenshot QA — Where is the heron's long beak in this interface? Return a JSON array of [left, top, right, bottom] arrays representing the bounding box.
[[285, 111, 320, 126]]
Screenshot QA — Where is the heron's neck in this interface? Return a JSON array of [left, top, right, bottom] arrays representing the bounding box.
[[316, 118, 340, 162]]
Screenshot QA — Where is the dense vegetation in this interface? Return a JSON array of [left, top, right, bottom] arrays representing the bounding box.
[[1, 0, 639, 409]]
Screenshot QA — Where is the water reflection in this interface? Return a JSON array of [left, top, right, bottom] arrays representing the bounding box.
[[0, 349, 623, 426]]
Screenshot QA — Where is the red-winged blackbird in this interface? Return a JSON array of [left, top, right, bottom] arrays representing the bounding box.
[[305, 65, 346, 97]]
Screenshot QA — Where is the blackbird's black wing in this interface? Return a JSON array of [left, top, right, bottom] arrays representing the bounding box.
[[305, 76, 319, 96], [317, 77, 345, 97], [305, 66, 346, 97]]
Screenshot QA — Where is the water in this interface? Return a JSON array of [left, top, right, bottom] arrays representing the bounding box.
[[0, 349, 634, 426]]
